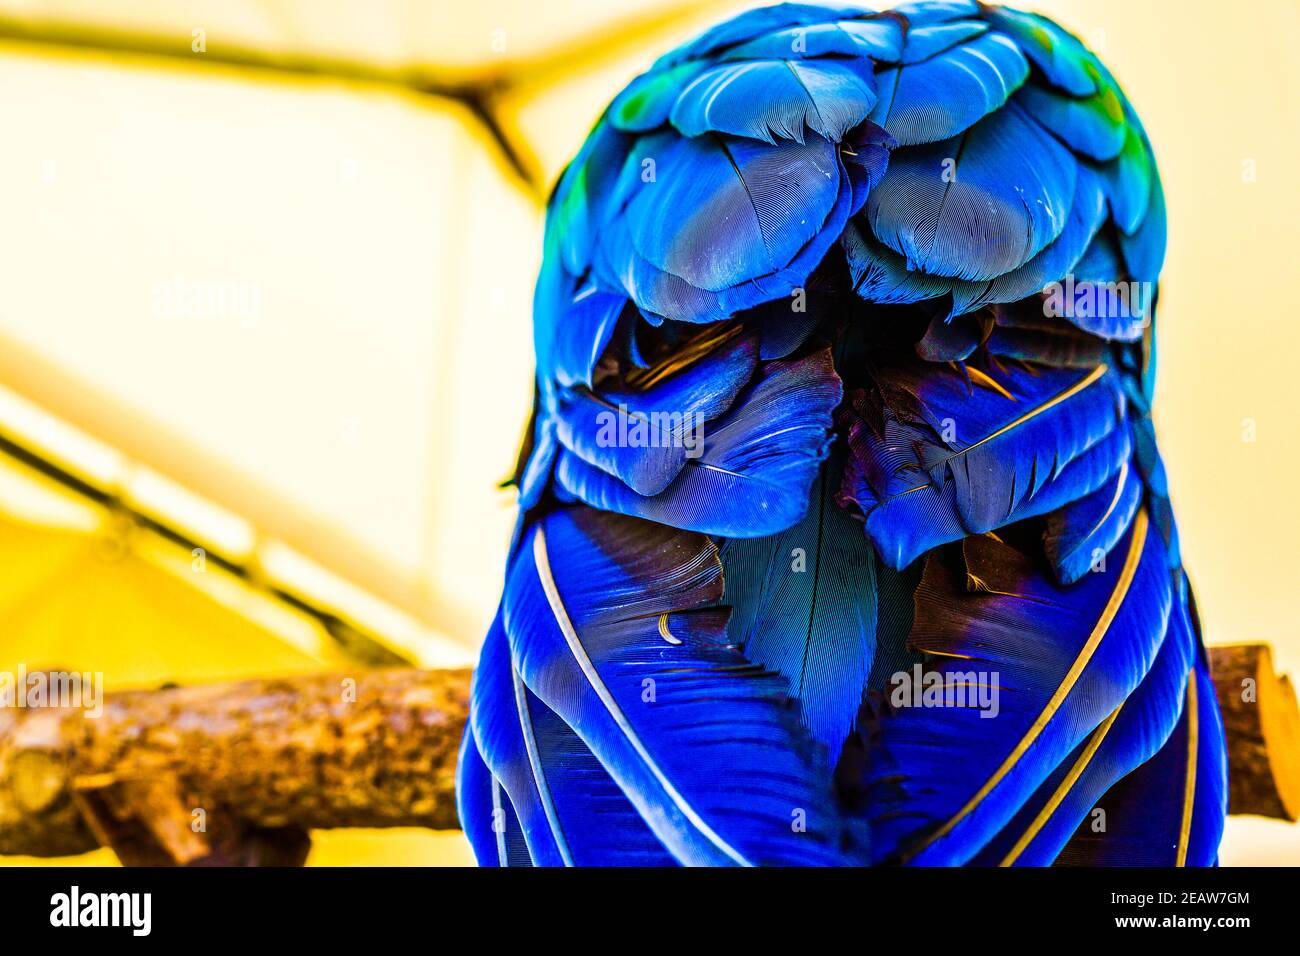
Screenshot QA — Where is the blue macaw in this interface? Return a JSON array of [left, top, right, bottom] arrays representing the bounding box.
[[456, 0, 1227, 866]]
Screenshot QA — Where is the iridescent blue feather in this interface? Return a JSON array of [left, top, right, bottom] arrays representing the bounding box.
[[460, 1, 1226, 869]]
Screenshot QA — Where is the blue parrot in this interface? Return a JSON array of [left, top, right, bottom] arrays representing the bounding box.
[[456, 0, 1228, 867]]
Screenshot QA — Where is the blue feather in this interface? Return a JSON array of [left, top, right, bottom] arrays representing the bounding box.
[[842, 219, 958, 306], [719, 450, 880, 757], [971, 576, 1196, 865], [503, 506, 864, 865], [1118, 161, 1166, 285], [549, 121, 633, 278], [749, 295, 824, 360], [658, 3, 877, 68], [556, 346, 842, 537], [471, 613, 676, 866], [837, 358, 1129, 568], [517, 413, 557, 513], [864, 512, 1173, 864], [894, 0, 980, 25], [592, 132, 869, 323], [866, 100, 1076, 281], [621, 131, 841, 291], [841, 119, 898, 208], [541, 283, 627, 390], [671, 58, 878, 144], [1015, 80, 1127, 163], [985, 7, 1097, 97], [1099, 125, 1154, 235], [609, 61, 712, 133], [983, 318, 1108, 368], [457, 725, 534, 867], [973, 164, 1107, 308], [898, 20, 988, 64], [1128, 404, 1183, 570], [722, 18, 903, 62], [844, 163, 1106, 315], [1055, 652, 1227, 866], [1044, 454, 1145, 585], [1061, 231, 1150, 341], [833, 18, 906, 60], [915, 311, 982, 362], [869, 30, 1029, 147], [554, 326, 758, 496]]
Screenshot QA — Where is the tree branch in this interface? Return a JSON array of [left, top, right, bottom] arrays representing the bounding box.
[[0, 668, 469, 864], [2, 643, 1296, 865], [1209, 644, 1300, 821]]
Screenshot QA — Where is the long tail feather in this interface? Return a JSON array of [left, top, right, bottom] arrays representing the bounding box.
[[503, 506, 864, 865], [470, 614, 676, 866], [720, 449, 884, 757], [456, 725, 534, 867], [862, 511, 1172, 865], [971, 574, 1197, 865], [1055, 654, 1227, 866]]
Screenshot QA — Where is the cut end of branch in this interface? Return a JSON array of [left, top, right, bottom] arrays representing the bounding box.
[[1209, 643, 1300, 822]]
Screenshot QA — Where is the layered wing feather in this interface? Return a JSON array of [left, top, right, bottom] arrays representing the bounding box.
[[456, 726, 534, 867], [862, 512, 1173, 865], [1054, 654, 1227, 866], [971, 575, 1197, 865], [556, 346, 842, 537], [469, 1, 1223, 871], [470, 613, 676, 866], [503, 506, 864, 865], [837, 356, 1129, 569]]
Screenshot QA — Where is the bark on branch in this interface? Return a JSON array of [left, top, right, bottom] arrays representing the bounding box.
[[0, 668, 469, 864], [1, 644, 1296, 865], [1209, 644, 1300, 821]]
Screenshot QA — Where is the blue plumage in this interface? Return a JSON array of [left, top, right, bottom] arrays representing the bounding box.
[[1044, 457, 1145, 585], [868, 100, 1077, 281], [554, 324, 758, 496], [971, 574, 1197, 866], [719, 449, 882, 757], [544, 284, 627, 390], [471, 614, 676, 865], [836, 357, 1129, 568], [986, 5, 1097, 96], [555, 346, 842, 536], [459, 1, 1227, 868], [502, 508, 863, 865], [870, 29, 1028, 146], [670, 58, 879, 143], [456, 725, 534, 867], [861, 514, 1173, 864], [1054, 652, 1227, 866]]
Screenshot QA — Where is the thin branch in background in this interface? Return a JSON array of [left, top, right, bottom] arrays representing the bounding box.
[[0, 13, 543, 198], [0, 427, 411, 668], [0, 2, 729, 201]]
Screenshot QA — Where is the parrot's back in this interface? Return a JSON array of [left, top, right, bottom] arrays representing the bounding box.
[[457, 0, 1227, 867]]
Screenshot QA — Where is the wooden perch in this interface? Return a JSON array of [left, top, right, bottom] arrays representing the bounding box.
[[1209, 644, 1300, 821], [1, 643, 1297, 866], [0, 668, 469, 864]]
